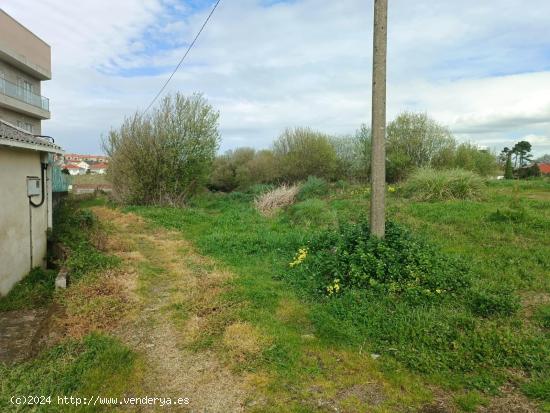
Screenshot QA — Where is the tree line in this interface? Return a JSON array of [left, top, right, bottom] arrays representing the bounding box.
[[104, 93, 522, 206]]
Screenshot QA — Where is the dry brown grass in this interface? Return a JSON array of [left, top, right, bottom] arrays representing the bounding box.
[[223, 322, 267, 361], [254, 184, 300, 216], [59, 268, 136, 339]]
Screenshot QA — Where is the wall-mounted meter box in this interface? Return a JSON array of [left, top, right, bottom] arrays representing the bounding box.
[[27, 176, 41, 197]]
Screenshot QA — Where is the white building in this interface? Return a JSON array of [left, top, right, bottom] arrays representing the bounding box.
[[0, 120, 63, 295], [64, 163, 86, 176]]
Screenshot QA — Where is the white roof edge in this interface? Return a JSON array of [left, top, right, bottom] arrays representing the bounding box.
[[0, 136, 64, 154]]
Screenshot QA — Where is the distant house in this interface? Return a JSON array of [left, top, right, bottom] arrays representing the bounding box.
[[89, 162, 108, 174], [64, 163, 86, 176], [75, 160, 89, 171], [0, 120, 63, 295], [64, 153, 108, 163], [538, 163, 550, 175]]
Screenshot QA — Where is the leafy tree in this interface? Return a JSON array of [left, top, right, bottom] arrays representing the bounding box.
[[512, 141, 533, 168], [104, 93, 220, 205], [331, 124, 371, 182], [504, 151, 514, 179], [273, 127, 338, 182], [453, 143, 497, 176], [536, 154, 550, 164], [385, 112, 456, 181]]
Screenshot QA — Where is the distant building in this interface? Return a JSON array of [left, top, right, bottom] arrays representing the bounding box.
[[538, 163, 550, 175], [64, 153, 108, 163], [89, 162, 108, 174], [64, 163, 85, 176], [75, 160, 90, 171]]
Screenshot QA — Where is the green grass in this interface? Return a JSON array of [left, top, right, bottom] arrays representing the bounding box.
[[0, 333, 141, 412], [1, 198, 139, 412], [127, 179, 550, 409], [0, 268, 56, 312]]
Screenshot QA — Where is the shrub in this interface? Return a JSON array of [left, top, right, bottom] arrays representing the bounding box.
[[254, 184, 300, 217], [209, 148, 256, 192], [330, 125, 371, 182], [402, 168, 485, 201], [387, 112, 456, 172], [104, 93, 220, 205], [469, 287, 520, 317], [286, 199, 336, 228], [453, 143, 498, 176], [289, 220, 471, 304], [297, 176, 329, 200], [273, 127, 338, 182]]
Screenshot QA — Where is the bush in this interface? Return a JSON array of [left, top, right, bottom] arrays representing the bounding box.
[[453, 143, 498, 176], [387, 112, 456, 173], [209, 149, 280, 192], [273, 127, 338, 182], [402, 168, 485, 201], [286, 199, 336, 228], [289, 220, 471, 304], [469, 287, 520, 317], [254, 184, 300, 217], [330, 125, 371, 182], [297, 176, 329, 200], [209, 148, 256, 192], [104, 93, 220, 205]]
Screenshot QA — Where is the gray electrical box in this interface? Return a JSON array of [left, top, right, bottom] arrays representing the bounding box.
[[27, 177, 41, 197]]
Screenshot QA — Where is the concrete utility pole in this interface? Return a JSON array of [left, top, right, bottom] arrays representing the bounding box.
[[370, 0, 388, 238]]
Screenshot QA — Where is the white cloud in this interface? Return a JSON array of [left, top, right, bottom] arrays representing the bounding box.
[[2, 0, 550, 155]]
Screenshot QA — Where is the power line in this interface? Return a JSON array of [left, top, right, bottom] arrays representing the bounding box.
[[142, 0, 222, 114]]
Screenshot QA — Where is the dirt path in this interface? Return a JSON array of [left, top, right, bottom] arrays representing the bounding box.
[[91, 207, 248, 412]]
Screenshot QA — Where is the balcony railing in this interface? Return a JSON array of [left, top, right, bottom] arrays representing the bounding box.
[[0, 78, 49, 112]]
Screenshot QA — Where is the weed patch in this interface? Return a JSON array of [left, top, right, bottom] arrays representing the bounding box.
[[0, 268, 56, 312], [297, 176, 329, 200], [403, 168, 485, 202], [288, 220, 471, 304]]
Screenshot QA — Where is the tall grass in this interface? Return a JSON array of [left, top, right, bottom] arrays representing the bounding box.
[[403, 168, 485, 201]]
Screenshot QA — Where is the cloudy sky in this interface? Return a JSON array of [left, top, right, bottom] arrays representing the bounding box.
[[2, 0, 550, 155]]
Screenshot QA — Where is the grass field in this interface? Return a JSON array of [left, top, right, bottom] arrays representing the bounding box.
[[126, 178, 550, 412], [1, 179, 548, 412]]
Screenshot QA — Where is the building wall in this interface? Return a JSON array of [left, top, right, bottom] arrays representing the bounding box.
[[0, 59, 41, 95], [0, 10, 51, 78], [0, 146, 50, 296], [0, 106, 41, 134]]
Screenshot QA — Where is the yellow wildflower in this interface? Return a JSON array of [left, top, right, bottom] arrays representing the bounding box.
[[290, 247, 308, 267]]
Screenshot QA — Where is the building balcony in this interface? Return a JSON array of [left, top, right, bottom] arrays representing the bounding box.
[[0, 78, 50, 119]]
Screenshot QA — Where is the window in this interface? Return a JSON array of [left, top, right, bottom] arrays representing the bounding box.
[[16, 120, 33, 134], [18, 78, 33, 104], [0, 71, 4, 93]]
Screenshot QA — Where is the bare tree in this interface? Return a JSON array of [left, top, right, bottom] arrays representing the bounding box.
[[370, 0, 388, 238]]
